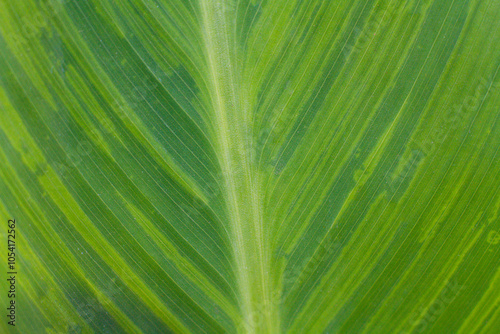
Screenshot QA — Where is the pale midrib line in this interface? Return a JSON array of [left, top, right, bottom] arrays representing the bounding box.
[[199, 1, 274, 333], [200, 4, 249, 311]]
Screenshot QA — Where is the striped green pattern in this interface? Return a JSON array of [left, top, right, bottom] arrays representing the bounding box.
[[1, 0, 500, 333]]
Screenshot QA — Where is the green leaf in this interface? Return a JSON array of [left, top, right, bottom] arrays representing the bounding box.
[[1, 0, 499, 333]]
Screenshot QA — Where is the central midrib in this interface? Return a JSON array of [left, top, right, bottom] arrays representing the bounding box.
[[200, 1, 277, 333]]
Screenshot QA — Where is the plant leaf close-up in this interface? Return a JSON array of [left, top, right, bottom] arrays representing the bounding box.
[[1, 0, 500, 333]]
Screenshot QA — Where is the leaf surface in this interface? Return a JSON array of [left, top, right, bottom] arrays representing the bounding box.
[[1, 0, 499, 333]]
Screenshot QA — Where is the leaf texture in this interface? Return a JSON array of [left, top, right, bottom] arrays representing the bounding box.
[[0, 0, 500, 333]]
